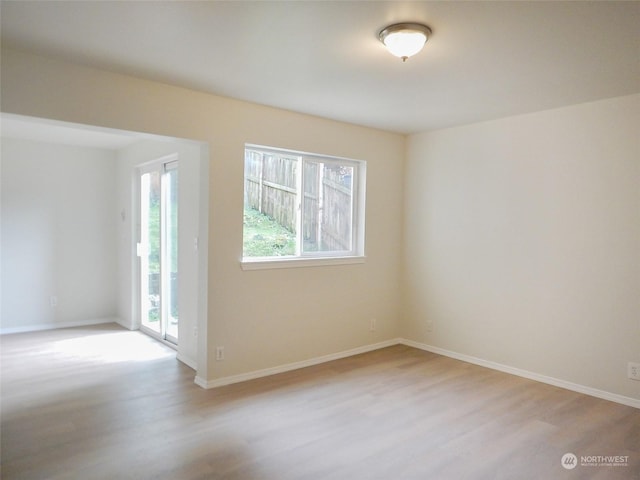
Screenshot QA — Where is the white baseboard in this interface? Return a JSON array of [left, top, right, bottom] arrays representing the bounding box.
[[115, 318, 137, 331], [0, 317, 119, 335], [194, 336, 639, 409], [6, 320, 634, 408], [177, 353, 197, 371], [194, 376, 209, 389], [400, 339, 640, 409], [196, 338, 401, 389]]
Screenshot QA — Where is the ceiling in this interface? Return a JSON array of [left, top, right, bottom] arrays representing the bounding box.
[[1, 114, 139, 150], [1, 1, 639, 135]]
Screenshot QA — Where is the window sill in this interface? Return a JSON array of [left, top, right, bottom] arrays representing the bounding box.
[[241, 255, 366, 271]]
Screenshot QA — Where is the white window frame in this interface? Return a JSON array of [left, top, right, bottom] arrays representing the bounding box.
[[241, 144, 366, 270]]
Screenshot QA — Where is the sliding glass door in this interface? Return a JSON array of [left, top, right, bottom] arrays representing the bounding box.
[[139, 159, 179, 344]]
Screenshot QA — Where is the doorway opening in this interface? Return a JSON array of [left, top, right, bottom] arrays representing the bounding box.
[[1, 113, 209, 383]]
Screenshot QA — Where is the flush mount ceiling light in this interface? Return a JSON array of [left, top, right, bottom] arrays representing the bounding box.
[[378, 22, 432, 62]]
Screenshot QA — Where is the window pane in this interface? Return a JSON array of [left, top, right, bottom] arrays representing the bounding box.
[[243, 149, 297, 257], [243, 145, 363, 262], [303, 161, 354, 253], [302, 161, 320, 252]]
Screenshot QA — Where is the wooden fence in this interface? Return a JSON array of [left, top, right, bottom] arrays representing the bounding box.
[[245, 150, 353, 251], [244, 149, 298, 230]]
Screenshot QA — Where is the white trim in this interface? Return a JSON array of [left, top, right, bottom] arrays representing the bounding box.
[[195, 338, 400, 389], [177, 353, 197, 371], [241, 255, 366, 271], [116, 318, 136, 331], [245, 143, 361, 166], [243, 144, 366, 264], [137, 153, 179, 172], [193, 336, 639, 409], [194, 376, 209, 389], [400, 339, 640, 409], [0, 317, 119, 335], [140, 325, 178, 351]]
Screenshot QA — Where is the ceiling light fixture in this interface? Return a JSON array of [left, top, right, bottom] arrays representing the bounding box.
[[378, 22, 432, 62]]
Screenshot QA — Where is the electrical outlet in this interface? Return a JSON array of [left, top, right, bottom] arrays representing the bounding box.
[[216, 346, 225, 361], [370, 318, 376, 332], [193, 327, 198, 337], [50, 296, 58, 307], [628, 362, 640, 381], [426, 320, 433, 332]]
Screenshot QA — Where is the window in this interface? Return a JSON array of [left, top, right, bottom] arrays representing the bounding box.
[[242, 144, 366, 269]]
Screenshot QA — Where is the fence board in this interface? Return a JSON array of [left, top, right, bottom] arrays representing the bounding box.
[[245, 149, 354, 251]]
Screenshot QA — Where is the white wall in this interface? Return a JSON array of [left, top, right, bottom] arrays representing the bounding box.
[[0, 48, 405, 383], [116, 138, 203, 369], [404, 94, 640, 400], [1, 137, 118, 332]]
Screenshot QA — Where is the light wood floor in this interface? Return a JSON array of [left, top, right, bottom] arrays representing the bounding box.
[[1, 324, 638, 480]]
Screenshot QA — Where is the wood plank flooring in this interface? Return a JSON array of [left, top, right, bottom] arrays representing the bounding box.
[[1, 323, 638, 479]]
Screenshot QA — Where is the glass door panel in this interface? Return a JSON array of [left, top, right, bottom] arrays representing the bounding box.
[[140, 170, 162, 334], [164, 165, 179, 343], [139, 160, 179, 345]]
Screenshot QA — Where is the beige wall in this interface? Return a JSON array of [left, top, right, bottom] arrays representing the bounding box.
[[3, 47, 637, 402], [404, 94, 640, 400], [0, 48, 405, 382]]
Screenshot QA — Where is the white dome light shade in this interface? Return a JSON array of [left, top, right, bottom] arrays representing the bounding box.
[[379, 23, 432, 62], [383, 31, 426, 58]]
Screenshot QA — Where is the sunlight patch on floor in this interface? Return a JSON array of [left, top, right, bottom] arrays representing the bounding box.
[[49, 331, 174, 363]]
